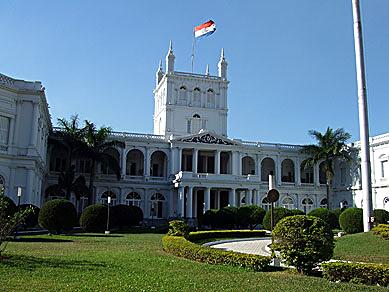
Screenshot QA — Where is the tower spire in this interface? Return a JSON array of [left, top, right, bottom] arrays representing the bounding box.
[[218, 48, 228, 80], [156, 59, 164, 85], [166, 40, 175, 74], [205, 64, 210, 76]]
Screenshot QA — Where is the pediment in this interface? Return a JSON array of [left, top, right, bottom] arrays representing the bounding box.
[[174, 131, 239, 146]]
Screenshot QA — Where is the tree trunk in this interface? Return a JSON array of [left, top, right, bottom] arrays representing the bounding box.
[[326, 174, 333, 210]]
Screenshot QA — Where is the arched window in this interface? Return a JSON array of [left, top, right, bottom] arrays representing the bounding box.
[[101, 148, 120, 175], [126, 149, 144, 176], [302, 197, 314, 213], [261, 158, 275, 181], [80, 196, 89, 210], [50, 147, 67, 172], [206, 89, 215, 108], [340, 200, 348, 209], [191, 114, 201, 134], [101, 191, 117, 206], [150, 151, 167, 177], [179, 86, 187, 105], [320, 198, 328, 208], [384, 197, 389, 211], [126, 192, 141, 207], [242, 156, 255, 175], [300, 160, 314, 184], [150, 193, 166, 218], [261, 197, 271, 211], [281, 159, 295, 182], [192, 87, 201, 107], [193, 114, 200, 119], [282, 196, 294, 210]]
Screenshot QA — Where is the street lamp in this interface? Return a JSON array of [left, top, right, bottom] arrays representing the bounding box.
[[105, 195, 111, 235], [17, 187, 22, 211]]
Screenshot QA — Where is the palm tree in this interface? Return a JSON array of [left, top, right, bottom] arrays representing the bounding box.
[[82, 121, 125, 203], [301, 127, 352, 209]]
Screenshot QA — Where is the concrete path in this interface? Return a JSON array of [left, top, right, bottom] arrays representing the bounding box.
[[204, 238, 272, 256]]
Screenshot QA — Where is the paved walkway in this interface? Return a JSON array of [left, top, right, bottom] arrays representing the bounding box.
[[204, 238, 272, 256]]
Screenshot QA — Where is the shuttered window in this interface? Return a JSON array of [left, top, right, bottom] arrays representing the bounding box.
[[0, 116, 10, 145]]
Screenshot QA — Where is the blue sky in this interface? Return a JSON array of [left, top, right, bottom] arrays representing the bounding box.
[[1, 1, 388, 144]]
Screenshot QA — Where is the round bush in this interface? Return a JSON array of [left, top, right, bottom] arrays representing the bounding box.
[[308, 208, 338, 229], [129, 205, 143, 226], [237, 205, 266, 229], [0, 194, 17, 218], [373, 209, 389, 225], [272, 215, 334, 274], [111, 204, 133, 228], [219, 206, 238, 228], [19, 204, 40, 228], [167, 220, 189, 237], [38, 199, 77, 233], [262, 207, 292, 230], [79, 204, 108, 232], [332, 207, 347, 229], [290, 209, 305, 216], [201, 209, 218, 228], [339, 207, 363, 234]]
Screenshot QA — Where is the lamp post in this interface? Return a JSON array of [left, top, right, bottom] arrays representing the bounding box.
[[105, 195, 111, 235], [17, 187, 22, 211]]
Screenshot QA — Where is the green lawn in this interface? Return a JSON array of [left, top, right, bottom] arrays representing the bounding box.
[[0, 233, 385, 291], [333, 231, 389, 264]]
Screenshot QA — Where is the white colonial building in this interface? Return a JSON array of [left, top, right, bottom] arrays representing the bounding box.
[[1, 43, 388, 223]]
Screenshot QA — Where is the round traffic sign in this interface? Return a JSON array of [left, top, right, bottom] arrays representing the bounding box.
[[267, 189, 280, 203]]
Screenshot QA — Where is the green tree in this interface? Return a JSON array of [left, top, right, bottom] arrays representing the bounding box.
[[82, 121, 125, 203], [301, 127, 352, 209]]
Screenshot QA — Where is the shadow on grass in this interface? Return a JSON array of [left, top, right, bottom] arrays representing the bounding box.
[[0, 254, 107, 271], [69, 233, 123, 238], [10, 238, 73, 243]]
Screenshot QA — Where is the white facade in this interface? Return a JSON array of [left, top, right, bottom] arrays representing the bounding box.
[[0, 73, 51, 206], [1, 43, 388, 221]]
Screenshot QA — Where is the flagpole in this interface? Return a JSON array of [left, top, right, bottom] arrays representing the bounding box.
[[351, 0, 373, 231], [191, 30, 196, 73]]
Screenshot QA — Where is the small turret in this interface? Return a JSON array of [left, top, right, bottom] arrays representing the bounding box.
[[205, 64, 210, 76], [156, 59, 164, 85], [166, 40, 175, 74], [218, 48, 228, 80]]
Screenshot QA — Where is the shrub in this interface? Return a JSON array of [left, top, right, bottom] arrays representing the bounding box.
[[162, 235, 271, 271], [237, 206, 266, 229], [339, 207, 363, 234], [0, 193, 16, 218], [373, 209, 389, 225], [290, 209, 305, 216], [111, 204, 133, 228], [217, 206, 237, 228], [167, 220, 190, 237], [332, 208, 346, 229], [322, 262, 389, 287], [201, 209, 218, 228], [372, 224, 389, 240], [187, 230, 267, 242], [308, 208, 338, 229], [129, 205, 143, 225], [262, 207, 292, 230], [38, 199, 77, 233], [79, 204, 108, 232], [272, 215, 334, 274], [19, 204, 40, 228]]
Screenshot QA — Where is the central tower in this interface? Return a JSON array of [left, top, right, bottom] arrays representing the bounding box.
[[153, 42, 229, 138]]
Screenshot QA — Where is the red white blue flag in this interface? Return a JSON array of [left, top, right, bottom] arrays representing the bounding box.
[[194, 20, 216, 38]]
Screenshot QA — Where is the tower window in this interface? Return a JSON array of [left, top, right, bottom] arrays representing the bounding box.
[[193, 114, 200, 119]]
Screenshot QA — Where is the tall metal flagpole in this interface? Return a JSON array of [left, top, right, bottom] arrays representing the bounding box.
[[191, 31, 196, 73], [351, 0, 373, 231]]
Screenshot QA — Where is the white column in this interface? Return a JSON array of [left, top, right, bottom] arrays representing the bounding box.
[[314, 163, 320, 186], [192, 149, 198, 173], [144, 148, 150, 176], [13, 100, 21, 147], [246, 189, 252, 205], [229, 188, 236, 206], [121, 148, 126, 176], [186, 186, 193, 218], [295, 158, 301, 185], [178, 186, 185, 217], [177, 148, 182, 172], [254, 190, 259, 205], [256, 155, 261, 178], [276, 156, 282, 186], [30, 102, 39, 147], [238, 153, 242, 175], [193, 190, 198, 217], [8, 117, 15, 151], [215, 150, 221, 174], [168, 189, 174, 217], [204, 187, 211, 212]]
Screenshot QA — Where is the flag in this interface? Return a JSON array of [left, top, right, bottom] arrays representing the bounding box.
[[194, 20, 216, 38]]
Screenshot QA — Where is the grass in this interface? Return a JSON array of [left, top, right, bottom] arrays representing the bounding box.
[[0, 233, 386, 291], [333, 231, 389, 264]]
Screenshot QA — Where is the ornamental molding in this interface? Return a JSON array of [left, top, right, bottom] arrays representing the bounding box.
[[176, 132, 238, 146]]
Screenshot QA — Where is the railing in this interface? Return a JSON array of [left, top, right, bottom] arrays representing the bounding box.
[[237, 139, 303, 150], [174, 71, 221, 81]]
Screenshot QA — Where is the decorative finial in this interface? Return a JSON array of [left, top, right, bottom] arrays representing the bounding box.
[[158, 59, 163, 70], [205, 64, 210, 76], [169, 40, 173, 53], [221, 48, 225, 59]]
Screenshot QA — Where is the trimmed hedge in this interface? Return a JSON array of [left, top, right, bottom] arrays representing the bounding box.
[[187, 230, 267, 242], [308, 208, 338, 229], [373, 209, 389, 225], [162, 235, 271, 271], [262, 207, 292, 230], [322, 262, 389, 287], [38, 199, 77, 233], [339, 208, 363, 234], [372, 224, 389, 240], [79, 204, 107, 232], [111, 204, 133, 228], [129, 205, 143, 225], [167, 220, 189, 237], [19, 204, 40, 228], [0, 194, 16, 218], [237, 205, 266, 229]]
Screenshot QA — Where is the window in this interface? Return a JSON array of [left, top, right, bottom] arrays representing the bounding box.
[[192, 87, 201, 107], [320, 198, 328, 208], [302, 197, 314, 213], [261, 197, 271, 211], [76, 159, 91, 173], [193, 114, 200, 119], [126, 192, 141, 207], [179, 86, 187, 105], [150, 193, 165, 218], [201, 119, 207, 130], [282, 196, 294, 210], [0, 116, 10, 145], [206, 89, 215, 108], [101, 191, 117, 206], [381, 160, 388, 178]]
